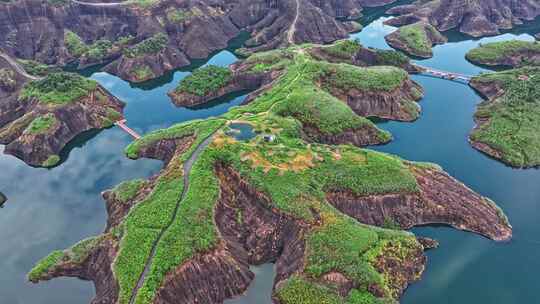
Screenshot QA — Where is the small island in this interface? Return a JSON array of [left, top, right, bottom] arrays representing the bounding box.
[[469, 66, 540, 168], [386, 0, 540, 38], [466, 40, 540, 68], [385, 22, 447, 58], [29, 44, 511, 304], [0, 66, 124, 167]]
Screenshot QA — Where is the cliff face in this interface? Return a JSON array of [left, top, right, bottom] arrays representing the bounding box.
[[0, 0, 397, 82], [0, 57, 125, 167], [301, 123, 391, 148], [386, 0, 540, 38], [322, 76, 424, 122], [327, 165, 512, 241]]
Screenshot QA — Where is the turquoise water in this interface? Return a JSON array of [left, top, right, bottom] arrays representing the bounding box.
[[1, 11, 539, 304]]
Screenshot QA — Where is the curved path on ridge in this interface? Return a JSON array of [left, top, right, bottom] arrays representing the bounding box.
[[71, 0, 129, 7], [287, 0, 301, 44], [128, 131, 218, 304], [0, 52, 41, 81]]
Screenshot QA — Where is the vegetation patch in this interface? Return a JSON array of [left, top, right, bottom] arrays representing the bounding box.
[[470, 67, 540, 167], [388, 22, 444, 57], [374, 49, 409, 66], [25, 113, 57, 134], [466, 40, 540, 67], [28, 235, 104, 282], [28, 251, 64, 282], [124, 33, 168, 58], [321, 39, 362, 59], [132, 65, 154, 82], [0, 68, 16, 89], [175, 65, 233, 96], [166, 8, 192, 23], [113, 179, 145, 203], [20, 72, 97, 104], [17, 60, 58, 77], [64, 31, 88, 58], [320, 64, 407, 92], [42, 155, 60, 167]]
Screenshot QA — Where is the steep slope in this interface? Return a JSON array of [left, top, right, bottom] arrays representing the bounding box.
[[28, 46, 511, 304]]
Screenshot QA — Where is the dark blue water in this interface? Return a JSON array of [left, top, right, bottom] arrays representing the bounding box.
[[1, 13, 539, 304]]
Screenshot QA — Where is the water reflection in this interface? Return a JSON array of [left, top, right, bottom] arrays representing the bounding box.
[[1, 12, 540, 304], [0, 49, 244, 303]]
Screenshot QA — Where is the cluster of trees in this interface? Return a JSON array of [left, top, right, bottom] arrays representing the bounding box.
[[176, 65, 232, 96], [124, 33, 168, 58]]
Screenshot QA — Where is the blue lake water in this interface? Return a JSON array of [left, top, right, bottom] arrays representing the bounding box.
[[1, 8, 539, 304]]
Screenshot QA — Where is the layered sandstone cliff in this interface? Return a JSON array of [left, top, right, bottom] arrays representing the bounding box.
[[0, 0, 401, 82]]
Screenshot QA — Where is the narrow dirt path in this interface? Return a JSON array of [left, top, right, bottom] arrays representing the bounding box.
[[287, 0, 301, 45], [0, 52, 41, 81], [128, 132, 217, 304]]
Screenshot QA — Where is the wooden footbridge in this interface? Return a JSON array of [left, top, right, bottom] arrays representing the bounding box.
[[115, 119, 141, 139], [415, 64, 473, 83]]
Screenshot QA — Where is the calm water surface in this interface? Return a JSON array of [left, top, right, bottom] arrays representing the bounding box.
[[1, 11, 539, 304]]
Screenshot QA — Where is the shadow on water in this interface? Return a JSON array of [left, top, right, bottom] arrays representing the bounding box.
[[189, 90, 251, 111], [53, 129, 103, 168]]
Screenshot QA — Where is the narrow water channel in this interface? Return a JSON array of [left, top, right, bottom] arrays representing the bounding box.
[[0, 8, 539, 304]]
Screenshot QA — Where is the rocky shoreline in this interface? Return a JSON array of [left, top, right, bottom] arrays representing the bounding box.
[[386, 0, 540, 39], [28, 118, 511, 304], [27, 45, 512, 304], [0, 0, 402, 83], [0, 56, 124, 167]]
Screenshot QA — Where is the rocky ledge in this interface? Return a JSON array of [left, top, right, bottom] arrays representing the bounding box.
[[0, 57, 124, 167], [469, 66, 540, 168], [28, 110, 511, 304], [384, 22, 447, 58], [466, 40, 540, 68], [386, 0, 540, 39]]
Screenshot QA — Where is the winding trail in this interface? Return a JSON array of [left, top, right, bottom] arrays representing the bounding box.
[[287, 0, 301, 45], [128, 131, 218, 304], [0, 52, 41, 81]]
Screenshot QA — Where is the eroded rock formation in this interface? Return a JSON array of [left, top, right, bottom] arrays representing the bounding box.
[[386, 0, 540, 38]]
